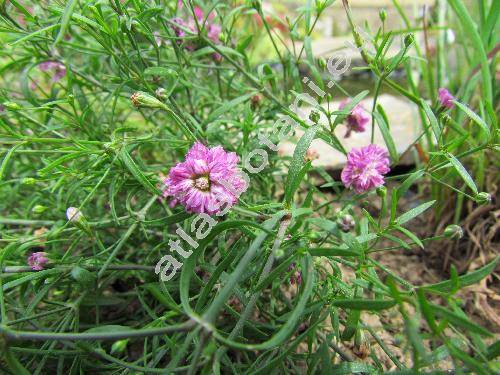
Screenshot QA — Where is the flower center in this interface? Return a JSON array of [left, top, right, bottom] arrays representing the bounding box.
[[193, 176, 210, 191]]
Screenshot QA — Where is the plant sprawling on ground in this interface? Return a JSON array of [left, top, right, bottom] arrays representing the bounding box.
[[0, 0, 498, 373]]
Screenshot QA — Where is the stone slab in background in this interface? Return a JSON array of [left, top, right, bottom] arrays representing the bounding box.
[[278, 94, 419, 169]]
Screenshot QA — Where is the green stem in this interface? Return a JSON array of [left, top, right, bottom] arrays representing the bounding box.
[[0, 321, 194, 342]]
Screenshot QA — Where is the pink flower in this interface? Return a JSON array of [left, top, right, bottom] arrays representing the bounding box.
[[27, 252, 48, 271], [170, 6, 221, 50], [212, 52, 223, 63], [38, 61, 66, 82], [193, 6, 205, 22], [163, 142, 247, 215], [170, 17, 190, 39], [438, 88, 455, 109], [341, 144, 390, 193], [207, 23, 221, 43], [339, 100, 369, 138], [288, 262, 302, 285]]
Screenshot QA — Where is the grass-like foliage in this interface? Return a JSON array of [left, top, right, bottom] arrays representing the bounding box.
[[0, 0, 498, 373]]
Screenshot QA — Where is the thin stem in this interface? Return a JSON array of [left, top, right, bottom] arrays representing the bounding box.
[[0, 320, 195, 342]]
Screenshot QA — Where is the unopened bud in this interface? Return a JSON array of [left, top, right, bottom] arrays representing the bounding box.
[[22, 177, 36, 185], [309, 110, 320, 124], [212, 52, 223, 63], [379, 9, 387, 22], [251, 93, 262, 109], [66, 207, 91, 234], [475, 192, 491, 205], [111, 339, 129, 354], [308, 231, 322, 242], [155, 87, 167, 99], [441, 113, 451, 125], [376, 186, 387, 198], [305, 148, 319, 162], [274, 248, 285, 258], [317, 57, 326, 70], [444, 224, 463, 239], [32, 205, 47, 214], [130, 91, 167, 110], [404, 34, 414, 48], [66, 207, 83, 222], [2, 101, 22, 110], [338, 214, 355, 232]]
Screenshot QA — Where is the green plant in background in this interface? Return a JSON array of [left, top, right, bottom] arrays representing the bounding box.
[[0, 0, 497, 373]]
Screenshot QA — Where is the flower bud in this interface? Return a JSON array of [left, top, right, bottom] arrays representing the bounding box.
[[212, 52, 223, 63], [66, 207, 83, 222], [376, 186, 387, 198], [27, 252, 49, 271], [274, 248, 285, 258], [2, 101, 22, 110], [444, 224, 463, 239], [32, 205, 47, 214], [404, 34, 414, 47], [475, 192, 491, 205], [67, 207, 92, 234], [305, 148, 319, 162], [251, 93, 262, 109], [155, 87, 167, 99], [309, 109, 320, 124], [130, 91, 167, 110], [379, 9, 387, 22], [440, 113, 451, 125], [308, 231, 322, 242], [338, 214, 355, 232], [111, 339, 129, 354], [22, 177, 37, 185], [317, 57, 326, 70]]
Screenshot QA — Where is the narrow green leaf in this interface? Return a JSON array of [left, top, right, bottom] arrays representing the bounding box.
[[420, 99, 441, 143], [445, 152, 478, 194], [453, 101, 491, 137], [396, 200, 435, 225], [432, 304, 492, 337], [9, 24, 60, 46], [423, 257, 498, 293], [53, 0, 78, 46], [38, 151, 90, 176], [416, 289, 438, 333], [118, 148, 161, 195], [331, 299, 396, 310], [144, 67, 177, 78], [4, 348, 30, 375], [448, 0, 492, 102], [208, 92, 256, 121], [330, 362, 375, 374], [333, 90, 369, 126], [447, 344, 490, 375], [374, 107, 398, 163], [0, 144, 22, 181], [284, 125, 319, 206], [395, 226, 424, 249], [308, 247, 359, 257], [397, 169, 425, 199]]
